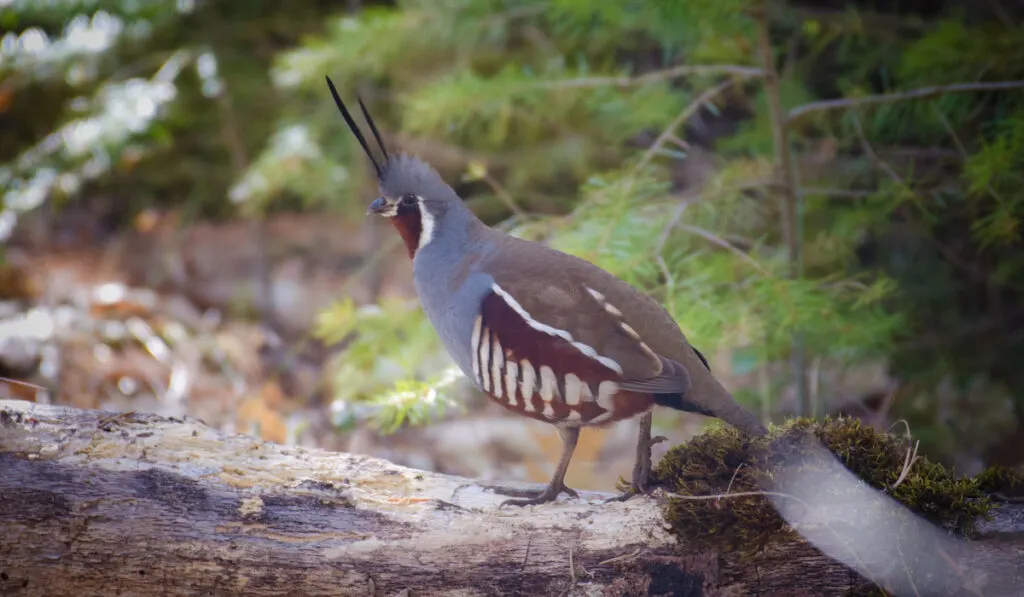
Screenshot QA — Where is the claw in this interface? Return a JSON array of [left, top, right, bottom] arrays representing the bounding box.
[[604, 487, 638, 503], [483, 483, 578, 507]]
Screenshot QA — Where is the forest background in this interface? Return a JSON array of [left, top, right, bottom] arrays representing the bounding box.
[[2, 0, 1023, 489]]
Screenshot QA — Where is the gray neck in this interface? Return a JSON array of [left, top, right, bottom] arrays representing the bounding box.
[[411, 201, 495, 377], [412, 200, 487, 281]]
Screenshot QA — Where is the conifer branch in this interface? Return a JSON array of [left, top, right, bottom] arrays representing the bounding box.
[[635, 79, 739, 173], [786, 80, 1024, 124], [677, 223, 772, 276], [538, 64, 765, 90], [755, 2, 809, 416]]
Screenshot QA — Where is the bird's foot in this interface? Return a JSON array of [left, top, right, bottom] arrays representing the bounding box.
[[482, 482, 578, 507], [605, 434, 667, 503]]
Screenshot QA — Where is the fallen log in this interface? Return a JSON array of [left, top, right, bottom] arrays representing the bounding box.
[[1, 399, 1021, 597]]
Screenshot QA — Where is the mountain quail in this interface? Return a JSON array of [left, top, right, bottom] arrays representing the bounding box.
[[326, 77, 768, 507]]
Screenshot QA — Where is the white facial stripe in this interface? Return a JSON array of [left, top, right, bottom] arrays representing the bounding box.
[[491, 283, 625, 375], [417, 197, 435, 249], [589, 411, 614, 424]]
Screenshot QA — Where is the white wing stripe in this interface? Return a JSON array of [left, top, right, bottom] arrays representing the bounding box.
[[491, 283, 625, 375]]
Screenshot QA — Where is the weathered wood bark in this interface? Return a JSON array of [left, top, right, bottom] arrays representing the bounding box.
[[1, 399, 1022, 597]]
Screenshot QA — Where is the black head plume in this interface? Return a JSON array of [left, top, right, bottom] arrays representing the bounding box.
[[357, 96, 389, 160], [325, 76, 388, 177]]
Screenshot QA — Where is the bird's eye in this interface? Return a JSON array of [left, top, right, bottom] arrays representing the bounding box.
[[400, 194, 417, 206]]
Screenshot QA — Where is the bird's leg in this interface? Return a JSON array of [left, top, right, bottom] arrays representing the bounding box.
[[607, 411, 666, 502], [482, 427, 580, 507]]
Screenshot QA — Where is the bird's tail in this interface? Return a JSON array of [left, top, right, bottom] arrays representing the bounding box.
[[684, 349, 769, 437]]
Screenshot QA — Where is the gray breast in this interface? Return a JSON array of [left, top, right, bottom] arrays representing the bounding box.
[[413, 246, 494, 385]]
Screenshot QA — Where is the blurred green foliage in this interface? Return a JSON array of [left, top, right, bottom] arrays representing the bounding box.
[[2, 0, 1023, 466]]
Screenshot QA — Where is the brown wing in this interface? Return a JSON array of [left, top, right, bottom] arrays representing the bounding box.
[[482, 239, 692, 396], [472, 288, 655, 426], [474, 229, 768, 437]]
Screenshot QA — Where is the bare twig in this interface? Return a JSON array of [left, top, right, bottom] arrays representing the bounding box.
[[888, 419, 920, 491], [934, 108, 970, 160], [851, 114, 904, 184], [724, 464, 746, 497], [665, 489, 809, 507], [892, 438, 920, 490], [635, 79, 739, 173], [597, 549, 642, 566], [849, 108, 999, 282], [652, 180, 774, 291], [677, 223, 771, 276], [0, 376, 44, 392], [934, 106, 1008, 208], [768, 5, 931, 35], [798, 187, 875, 199], [665, 133, 691, 152], [655, 255, 674, 301], [480, 172, 525, 218], [568, 544, 576, 584], [655, 179, 773, 254], [756, 16, 800, 278], [589, 79, 741, 258], [538, 64, 765, 90], [653, 198, 694, 257], [787, 80, 1024, 124]]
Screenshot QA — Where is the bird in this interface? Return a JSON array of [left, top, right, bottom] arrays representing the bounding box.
[[326, 76, 768, 507]]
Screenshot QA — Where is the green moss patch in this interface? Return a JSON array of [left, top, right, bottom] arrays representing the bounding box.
[[654, 417, 992, 554], [975, 465, 1024, 499]]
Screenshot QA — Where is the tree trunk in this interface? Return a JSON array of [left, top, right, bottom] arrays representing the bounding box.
[[1, 399, 1021, 597]]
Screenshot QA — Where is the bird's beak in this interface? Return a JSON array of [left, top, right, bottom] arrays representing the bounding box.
[[366, 197, 390, 216]]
